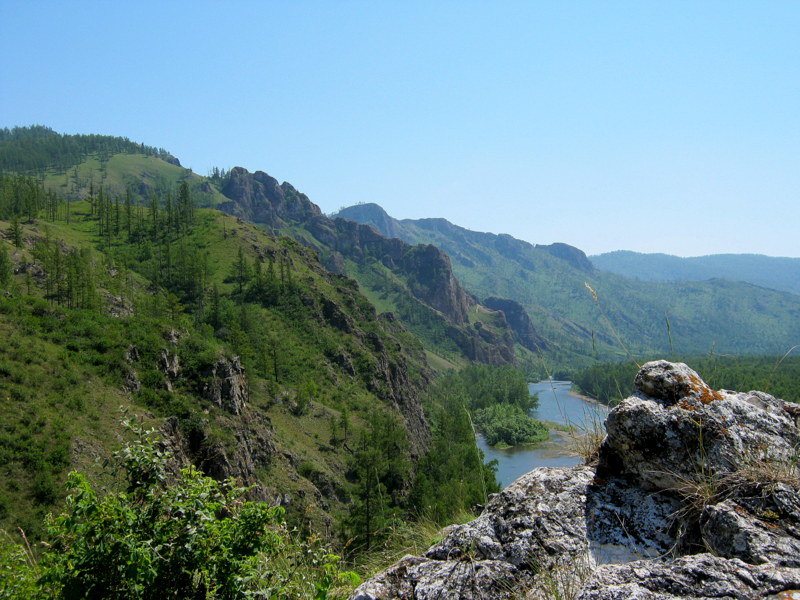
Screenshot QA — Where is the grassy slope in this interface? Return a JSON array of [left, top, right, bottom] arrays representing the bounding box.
[[40, 152, 229, 208]]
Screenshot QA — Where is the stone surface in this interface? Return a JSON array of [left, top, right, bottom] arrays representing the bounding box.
[[202, 356, 248, 415], [600, 360, 800, 493], [349, 361, 800, 600], [701, 489, 800, 568], [579, 554, 800, 600]]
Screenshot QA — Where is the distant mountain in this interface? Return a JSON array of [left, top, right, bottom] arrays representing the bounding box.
[[6, 126, 800, 372], [335, 203, 800, 366], [591, 250, 800, 296]]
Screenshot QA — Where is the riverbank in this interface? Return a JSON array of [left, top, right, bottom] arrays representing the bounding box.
[[479, 380, 610, 487], [533, 379, 603, 406]]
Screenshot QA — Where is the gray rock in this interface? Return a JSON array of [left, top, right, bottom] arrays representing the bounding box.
[[701, 494, 800, 567], [600, 360, 800, 493], [349, 468, 682, 600], [202, 356, 248, 414], [579, 554, 800, 599]]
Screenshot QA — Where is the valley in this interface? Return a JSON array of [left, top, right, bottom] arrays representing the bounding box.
[[1, 126, 799, 598]]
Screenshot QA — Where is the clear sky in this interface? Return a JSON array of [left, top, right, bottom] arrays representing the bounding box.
[[2, 1, 798, 257]]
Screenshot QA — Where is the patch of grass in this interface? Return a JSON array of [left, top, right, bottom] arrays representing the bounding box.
[[352, 510, 475, 578]]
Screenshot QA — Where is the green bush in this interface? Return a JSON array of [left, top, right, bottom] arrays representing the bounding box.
[[474, 403, 549, 447], [20, 419, 359, 599], [0, 531, 40, 600]]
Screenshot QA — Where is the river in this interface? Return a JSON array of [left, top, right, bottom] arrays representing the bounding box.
[[476, 380, 610, 488]]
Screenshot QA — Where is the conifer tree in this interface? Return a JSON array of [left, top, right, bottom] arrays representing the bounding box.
[[0, 243, 11, 287], [124, 190, 132, 238], [10, 217, 22, 247], [177, 180, 193, 232], [232, 247, 251, 297]]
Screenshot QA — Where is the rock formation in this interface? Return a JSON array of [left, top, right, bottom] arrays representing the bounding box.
[[483, 296, 548, 352], [202, 356, 248, 415], [219, 167, 519, 366], [350, 361, 800, 600]]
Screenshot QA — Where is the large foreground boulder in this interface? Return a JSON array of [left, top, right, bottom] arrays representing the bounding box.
[[350, 361, 800, 600]]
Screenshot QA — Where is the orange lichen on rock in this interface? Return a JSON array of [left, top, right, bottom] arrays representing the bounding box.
[[687, 373, 724, 404]]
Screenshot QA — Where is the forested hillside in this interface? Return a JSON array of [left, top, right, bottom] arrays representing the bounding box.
[[0, 125, 228, 210], [1, 127, 532, 372], [0, 171, 511, 568]]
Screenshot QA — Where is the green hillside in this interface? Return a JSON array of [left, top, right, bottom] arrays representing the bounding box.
[[0, 125, 229, 208], [2, 128, 526, 372], [0, 174, 449, 546]]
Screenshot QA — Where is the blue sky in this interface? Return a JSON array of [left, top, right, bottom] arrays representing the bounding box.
[[2, 1, 798, 257]]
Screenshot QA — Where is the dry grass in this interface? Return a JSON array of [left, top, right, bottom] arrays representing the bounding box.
[[566, 415, 606, 466], [665, 446, 800, 523], [527, 555, 593, 600], [352, 510, 476, 578]]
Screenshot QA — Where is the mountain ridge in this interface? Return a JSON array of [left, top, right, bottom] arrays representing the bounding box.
[[335, 202, 800, 366], [591, 249, 800, 296]]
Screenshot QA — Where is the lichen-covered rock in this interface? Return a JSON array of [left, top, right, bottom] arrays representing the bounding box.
[[350, 362, 800, 600], [599, 360, 800, 492], [579, 554, 800, 599], [633, 360, 722, 405], [349, 468, 683, 600], [701, 489, 800, 567], [351, 555, 524, 600]]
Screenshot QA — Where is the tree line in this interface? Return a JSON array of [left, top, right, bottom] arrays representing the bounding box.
[[0, 125, 171, 173]]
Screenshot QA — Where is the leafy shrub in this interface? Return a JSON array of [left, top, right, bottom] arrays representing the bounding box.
[[30, 419, 358, 599], [474, 404, 549, 447], [0, 530, 40, 600]]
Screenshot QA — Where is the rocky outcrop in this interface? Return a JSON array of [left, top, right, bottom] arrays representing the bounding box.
[[218, 168, 521, 368], [160, 414, 277, 503], [445, 323, 516, 365], [202, 356, 248, 415], [219, 167, 476, 327], [483, 296, 548, 352], [535, 242, 594, 272], [351, 361, 800, 600], [335, 202, 407, 240], [599, 360, 800, 494], [219, 167, 321, 228]]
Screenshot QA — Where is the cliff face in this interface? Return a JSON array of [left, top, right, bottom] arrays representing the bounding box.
[[219, 168, 321, 227], [351, 361, 800, 600], [483, 296, 548, 352]]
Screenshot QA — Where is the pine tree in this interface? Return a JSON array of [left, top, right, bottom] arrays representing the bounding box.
[[0, 243, 12, 287], [124, 190, 133, 238], [10, 217, 22, 247], [344, 411, 411, 552], [177, 180, 193, 232], [232, 247, 251, 297]]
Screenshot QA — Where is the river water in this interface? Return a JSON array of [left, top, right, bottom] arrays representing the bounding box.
[[476, 380, 610, 488]]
